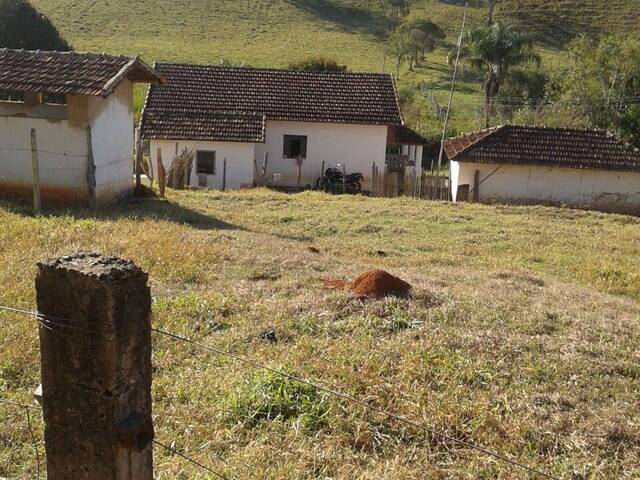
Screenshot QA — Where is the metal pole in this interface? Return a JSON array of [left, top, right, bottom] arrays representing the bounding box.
[[436, 2, 468, 199]]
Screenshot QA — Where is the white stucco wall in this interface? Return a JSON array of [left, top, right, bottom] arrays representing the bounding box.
[[453, 160, 640, 213], [0, 80, 136, 206], [150, 139, 255, 190], [255, 121, 388, 190], [0, 113, 89, 204], [88, 80, 135, 204]]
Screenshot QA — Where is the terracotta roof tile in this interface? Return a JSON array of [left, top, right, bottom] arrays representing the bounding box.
[[141, 110, 266, 143], [444, 126, 640, 172], [140, 63, 403, 138], [0, 49, 163, 97]]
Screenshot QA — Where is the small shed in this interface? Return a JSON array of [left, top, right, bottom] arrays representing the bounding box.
[[445, 125, 640, 213], [0, 49, 163, 206]]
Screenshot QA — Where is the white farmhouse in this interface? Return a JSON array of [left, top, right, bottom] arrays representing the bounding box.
[[0, 49, 162, 206], [140, 63, 424, 190], [445, 125, 640, 214]]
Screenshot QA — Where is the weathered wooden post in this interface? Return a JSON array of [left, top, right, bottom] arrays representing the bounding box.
[[134, 128, 142, 190], [30, 129, 41, 215], [473, 169, 480, 203], [36, 252, 153, 480], [222, 158, 227, 192], [156, 148, 166, 198], [86, 127, 97, 210]]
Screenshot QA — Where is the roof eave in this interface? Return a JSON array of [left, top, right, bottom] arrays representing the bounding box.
[[101, 56, 165, 98]]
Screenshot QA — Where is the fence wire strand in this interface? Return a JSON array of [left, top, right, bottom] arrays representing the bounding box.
[[0, 305, 561, 480], [151, 328, 561, 480], [153, 440, 230, 480]]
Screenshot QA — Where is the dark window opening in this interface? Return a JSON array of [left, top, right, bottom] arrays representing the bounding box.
[[283, 135, 307, 159], [43, 92, 67, 105], [197, 151, 216, 175], [0, 89, 25, 103]]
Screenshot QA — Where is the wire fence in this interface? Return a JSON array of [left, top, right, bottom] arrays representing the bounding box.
[[0, 304, 562, 480]]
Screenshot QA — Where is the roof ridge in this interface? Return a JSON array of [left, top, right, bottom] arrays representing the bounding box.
[[0, 47, 133, 60], [154, 61, 394, 78]]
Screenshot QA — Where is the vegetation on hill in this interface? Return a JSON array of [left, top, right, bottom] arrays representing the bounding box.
[[1, 189, 639, 478], [25, 1, 640, 139], [0, 0, 70, 50]]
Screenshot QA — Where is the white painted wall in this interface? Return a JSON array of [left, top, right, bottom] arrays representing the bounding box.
[[255, 121, 388, 190], [0, 114, 89, 203], [150, 139, 255, 190], [452, 160, 640, 213], [88, 80, 135, 204], [0, 80, 137, 206]]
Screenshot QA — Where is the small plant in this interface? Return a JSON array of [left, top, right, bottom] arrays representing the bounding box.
[[227, 370, 329, 431]]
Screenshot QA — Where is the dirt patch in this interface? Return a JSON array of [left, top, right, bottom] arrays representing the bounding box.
[[322, 270, 412, 299]]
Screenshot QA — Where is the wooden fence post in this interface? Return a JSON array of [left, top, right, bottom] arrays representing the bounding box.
[[473, 170, 480, 202], [157, 148, 166, 198], [342, 163, 346, 194], [296, 156, 302, 191], [135, 128, 142, 190], [222, 157, 227, 192], [36, 252, 153, 480], [86, 127, 97, 210], [261, 152, 269, 186], [30, 129, 41, 215]]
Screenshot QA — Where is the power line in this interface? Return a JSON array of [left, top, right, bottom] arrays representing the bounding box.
[[152, 328, 562, 480]]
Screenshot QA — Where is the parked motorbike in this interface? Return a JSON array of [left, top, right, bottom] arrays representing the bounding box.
[[315, 168, 363, 194]]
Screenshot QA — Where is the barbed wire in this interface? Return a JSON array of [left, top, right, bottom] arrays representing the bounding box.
[[153, 440, 230, 480], [0, 305, 562, 479], [152, 328, 561, 480], [0, 398, 42, 479]]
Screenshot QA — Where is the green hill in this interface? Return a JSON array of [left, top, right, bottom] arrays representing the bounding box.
[[27, 0, 640, 131]]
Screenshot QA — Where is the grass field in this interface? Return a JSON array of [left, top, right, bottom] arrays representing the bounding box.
[[1, 189, 639, 478], [27, 0, 640, 134]]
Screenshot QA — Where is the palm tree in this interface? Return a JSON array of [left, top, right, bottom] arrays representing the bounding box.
[[453, 23, 539, 126]]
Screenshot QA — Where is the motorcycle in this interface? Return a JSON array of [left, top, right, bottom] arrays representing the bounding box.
[[315, 168, 363, 194]]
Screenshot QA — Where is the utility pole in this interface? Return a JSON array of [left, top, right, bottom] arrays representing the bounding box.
[[436, 2, 468, 199]]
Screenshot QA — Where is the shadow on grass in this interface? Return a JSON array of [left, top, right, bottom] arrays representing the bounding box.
[[0, 196, 241, 231], [287, 0, 388, 38]]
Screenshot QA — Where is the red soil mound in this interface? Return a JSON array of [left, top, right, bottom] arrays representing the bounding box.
[[349, 270, 412, 299]]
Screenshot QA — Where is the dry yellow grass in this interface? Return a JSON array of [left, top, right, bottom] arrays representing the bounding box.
[[1, 189, 639, 479]]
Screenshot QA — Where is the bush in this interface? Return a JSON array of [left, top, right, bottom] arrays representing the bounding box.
[[227, 370, 329, 430], [289, 57, 348, 73], [0, 0, 71, 50]]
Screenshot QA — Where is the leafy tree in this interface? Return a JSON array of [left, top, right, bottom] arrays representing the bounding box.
[[405, 18, 446, 71], [288, 57, 348, 73], [454, 22, 539, 126], [549, 35, 640, 146], [0, 0, 70, 50], [385, 28, 412, 79], [380, 0, 409, 32]]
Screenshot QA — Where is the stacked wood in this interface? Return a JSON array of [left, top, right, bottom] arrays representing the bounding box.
[[165, 148, 195, 189]]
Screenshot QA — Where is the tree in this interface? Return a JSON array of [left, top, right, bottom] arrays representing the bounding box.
[[454, 22, 539, 126], [380, 0, 409, 32], [385, 29, 412, 79], [405, 19, 445, 71], [550, 35, 640, 147], [0, 0, 70, 50], [289, 57, 348, 73]]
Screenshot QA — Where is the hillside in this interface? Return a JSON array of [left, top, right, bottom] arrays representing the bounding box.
[[27, 0, 640, 131], [1, 189, 640, 478]]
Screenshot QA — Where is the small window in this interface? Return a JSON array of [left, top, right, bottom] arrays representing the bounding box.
[[197, 151, 216, 175], [0, 89, 25, 103], [43, 92, 67, 105], [283, 135, 307, 159]]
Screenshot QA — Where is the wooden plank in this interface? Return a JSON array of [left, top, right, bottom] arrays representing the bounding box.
[[134, 128, 142, 189], [86, 126, 96, 210], [222, 158, 227, 191], [473, 170, 480, 202], [30, 129, 41, 215], [157, 148, 166, 198]]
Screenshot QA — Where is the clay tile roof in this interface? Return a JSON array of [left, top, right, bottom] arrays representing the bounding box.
[[0, 49, 163, 98], [387, 124, 429, 145], [140, 63, 403, 139], [444, 125, 640, 172], [141, 110, 266, 143]]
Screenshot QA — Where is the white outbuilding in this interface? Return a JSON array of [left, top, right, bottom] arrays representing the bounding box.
[[140, 63, 408, 191], [445, 125, 640, 214], [0, 49, 163, 206]]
